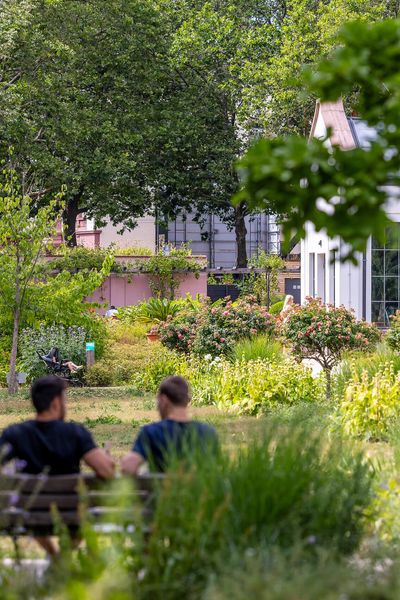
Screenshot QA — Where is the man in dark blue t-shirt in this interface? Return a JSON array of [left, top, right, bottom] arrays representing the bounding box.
[[121, 376, 218, 474]]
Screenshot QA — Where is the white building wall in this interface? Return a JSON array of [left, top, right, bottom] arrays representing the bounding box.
[[303, 103, 400, 323], [302, 107, 365, 318], [302, 222, 365, 317]]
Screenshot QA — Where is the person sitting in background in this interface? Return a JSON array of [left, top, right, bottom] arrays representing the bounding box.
[[0, 376, 115, 555], [49, 347, 82, 373], [280, 294, 295, 323], [121, 376, 218, 474], [105, 305, 119, 318]]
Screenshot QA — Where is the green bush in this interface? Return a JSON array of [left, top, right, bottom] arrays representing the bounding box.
[[112, 244, 153, 256], [230, 336, 284, 363], [84, 363, 114, 387], [137, 297, 182, 323], [269, 300, 284, 315], [338, 367, 400, 440], [46, 245, 114, 272], [215, 358, 323, 415], [386, 310, 400, 352], [140, 422, 373, 598], [87, 339, 167, 387], [116, 303, 142, 323], [132, 348, 181, 392], [332, 344, 400, 400], [81, 315, 109, 359]]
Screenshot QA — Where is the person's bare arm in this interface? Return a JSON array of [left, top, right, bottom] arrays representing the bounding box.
[[83, 448, 115, 479], [121, 451, 144, 476]]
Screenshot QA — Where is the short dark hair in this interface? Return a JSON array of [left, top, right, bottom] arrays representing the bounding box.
[[158, 376, 190, 406], [31, 376, 67, 413]]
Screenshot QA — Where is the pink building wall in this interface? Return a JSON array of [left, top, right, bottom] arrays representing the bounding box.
[[87, 272, 207, 312]]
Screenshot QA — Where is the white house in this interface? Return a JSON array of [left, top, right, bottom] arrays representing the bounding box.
[[302, 99, 400, 326]]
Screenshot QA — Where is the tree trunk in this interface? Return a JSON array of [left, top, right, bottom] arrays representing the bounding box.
[[325, 368, 332, 401], [234, 203, 248, 268], [63, 196, 80, 247], [8, 307, 20, 395]]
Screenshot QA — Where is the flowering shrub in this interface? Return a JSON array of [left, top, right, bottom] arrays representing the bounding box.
[[215, 358, 323, 415], [158, 313, 198, 353], [282, 298, 380, 397], [192, 298, 275, 356], [338, 368, 400, 440], [386, 310, 400, 352], [159, 298, 275, 356]]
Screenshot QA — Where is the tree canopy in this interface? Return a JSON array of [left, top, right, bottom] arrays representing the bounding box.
[[0, 0, 165, 243], [0, 0, 395, 264]]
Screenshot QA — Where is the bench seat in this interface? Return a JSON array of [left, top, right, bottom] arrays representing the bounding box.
[[0, 473, 163, 536]]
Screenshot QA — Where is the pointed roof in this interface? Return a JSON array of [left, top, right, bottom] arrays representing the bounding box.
[[309, 99, 356, 150]]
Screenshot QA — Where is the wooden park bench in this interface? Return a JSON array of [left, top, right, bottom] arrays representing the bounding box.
[[0, 473, 164, 547]]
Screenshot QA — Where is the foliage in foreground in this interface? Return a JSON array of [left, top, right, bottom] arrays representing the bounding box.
[[205, 546, 400, 600], [139, 421, 373, 599], [0, 419, 374, 600]]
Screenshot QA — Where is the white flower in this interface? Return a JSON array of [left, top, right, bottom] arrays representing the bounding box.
[[213, 356, 222, 363], [204, 354, 212, 361]]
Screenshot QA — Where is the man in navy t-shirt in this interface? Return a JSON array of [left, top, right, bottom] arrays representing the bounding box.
[[121, 376, 218, 474]]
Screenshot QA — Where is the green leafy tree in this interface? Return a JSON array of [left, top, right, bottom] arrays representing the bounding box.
[[0, 164, 62, 393], [154, 0, 385, 265], [237, 18, 400, 259], [250, 0, 386, 138], [0, 0, 165, 244], [152, 0, 288, 266], [0, 164, 112, 393]]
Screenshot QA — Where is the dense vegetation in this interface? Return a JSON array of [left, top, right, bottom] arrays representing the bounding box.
[[1, 0, 394, 263]]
